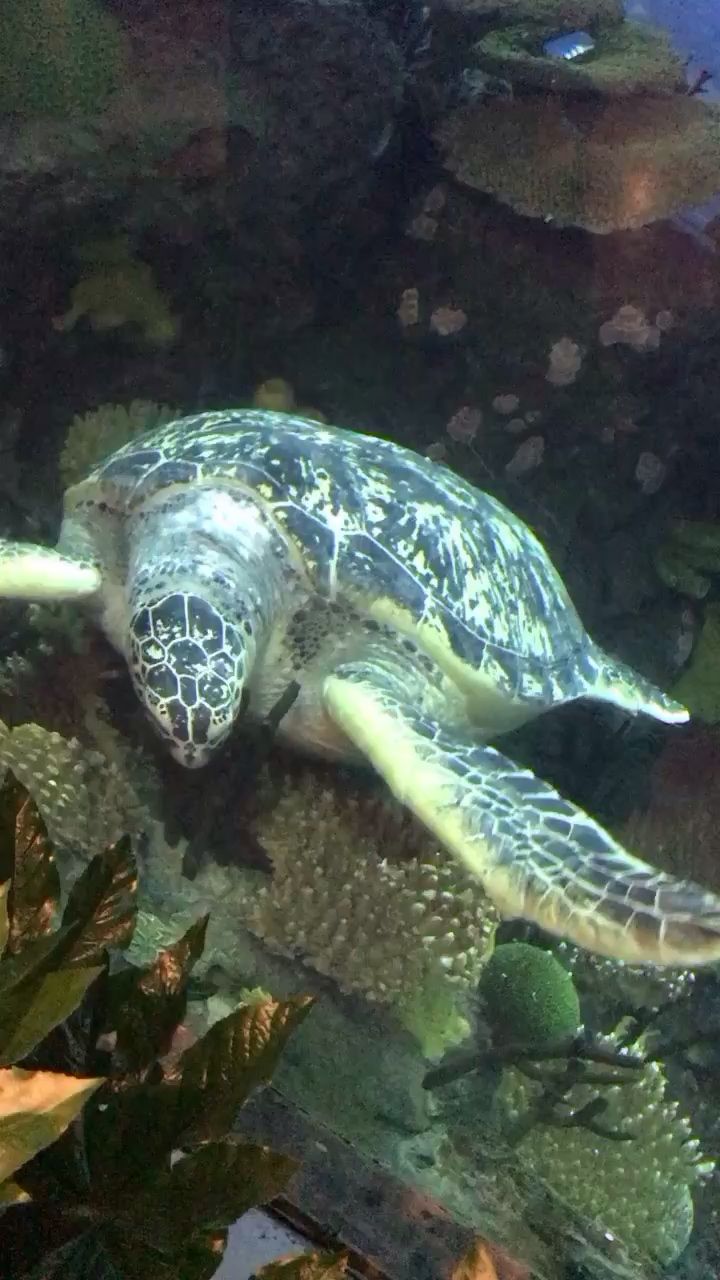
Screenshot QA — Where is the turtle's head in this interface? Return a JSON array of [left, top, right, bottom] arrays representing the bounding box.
[[129, 591, 250, 767]]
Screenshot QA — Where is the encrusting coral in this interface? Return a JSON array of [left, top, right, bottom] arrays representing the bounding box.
[[436, 95, 720, 232], [495, 1027, 713, 1266], [59, 400, 179, 488], [246, 765, 499, 1055]]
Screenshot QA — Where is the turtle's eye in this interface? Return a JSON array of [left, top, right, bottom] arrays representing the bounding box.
[[128, 591, 246, 766]]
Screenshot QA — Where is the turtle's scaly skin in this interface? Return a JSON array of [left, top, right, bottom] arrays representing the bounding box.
[[1, 409, 718, 968]]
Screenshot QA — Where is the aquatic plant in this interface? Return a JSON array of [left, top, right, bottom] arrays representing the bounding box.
[[0, 771, 343, 1278], [436, 95, 720, 232], [60, 400, 179, 488], [495, 1026, 713, 1266], [0, 0, 127, 118]]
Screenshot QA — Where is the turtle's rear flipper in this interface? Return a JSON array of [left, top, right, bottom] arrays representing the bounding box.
[[0, 540, 100, 600], [324, 657, 720, 968]]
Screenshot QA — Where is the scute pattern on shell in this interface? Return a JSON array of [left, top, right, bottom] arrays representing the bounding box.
[[69, 409, 591, 707]]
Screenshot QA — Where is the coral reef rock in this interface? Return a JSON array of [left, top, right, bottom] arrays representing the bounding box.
[[247, 765, 499, 1051], [497, 1030, 713, 1266], [436, 95, 720, 232]]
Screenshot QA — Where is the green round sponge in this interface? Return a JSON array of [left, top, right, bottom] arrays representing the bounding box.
[[478, 942, 581, 1052]]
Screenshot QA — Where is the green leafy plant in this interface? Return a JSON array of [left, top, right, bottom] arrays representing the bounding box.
[[0, 772, 344, 1280]]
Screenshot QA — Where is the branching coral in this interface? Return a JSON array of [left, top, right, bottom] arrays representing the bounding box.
[[246, 765, 499, 1054], [436, 95, 720, 232], [495, 1028, 713, 1265], [59, 400, 179, 488], [0, 718, 146, 858]]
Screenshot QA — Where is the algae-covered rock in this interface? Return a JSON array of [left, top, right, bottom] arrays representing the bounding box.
[[437, 94, 720, 232], [475, 22, 686, 96], [0, 0, 127, 118], [248, 766, 498, 1057], [478, 942, 581, 1051], [672, 603, 720, 723], [654, 518, 720, 599]]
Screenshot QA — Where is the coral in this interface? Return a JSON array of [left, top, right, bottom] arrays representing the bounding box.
[[0, 0, 127, 118], [252, 378, 297, 413], [475, 23, 685, 97], [654, 518, 720, 599], [672, 603, 720, 723], [479, 943, 581, 1052], [552, 941, 693, 1016], [505, 436, 544, 478], [53, 237, 178, 347], [251, 379, 326, 422], [598, 304, 660, 351], [59, 400, 179, 488], [495, 1029, 713, 1265], [436, 95, 720, 233], [0, 718, 146, 859], [545, 337, 582, 386], [246, 765, 498, 1055]]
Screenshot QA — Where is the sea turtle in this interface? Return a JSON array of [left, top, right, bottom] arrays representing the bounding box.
[[1, 408, 718, 967]]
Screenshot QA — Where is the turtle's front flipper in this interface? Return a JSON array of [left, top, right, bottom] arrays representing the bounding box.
[[324, 656, 720, 967], [0, 539, 101, 600]]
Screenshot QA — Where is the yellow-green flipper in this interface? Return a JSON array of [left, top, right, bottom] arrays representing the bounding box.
[[324, 655, 720, 968], [0, 539, 100, 600]]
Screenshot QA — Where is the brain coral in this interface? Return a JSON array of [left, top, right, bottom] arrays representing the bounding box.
[[436, 95, 720, 233]]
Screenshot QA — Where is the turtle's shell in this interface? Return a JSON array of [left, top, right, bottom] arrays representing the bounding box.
[[67, 409, 588, 717]]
